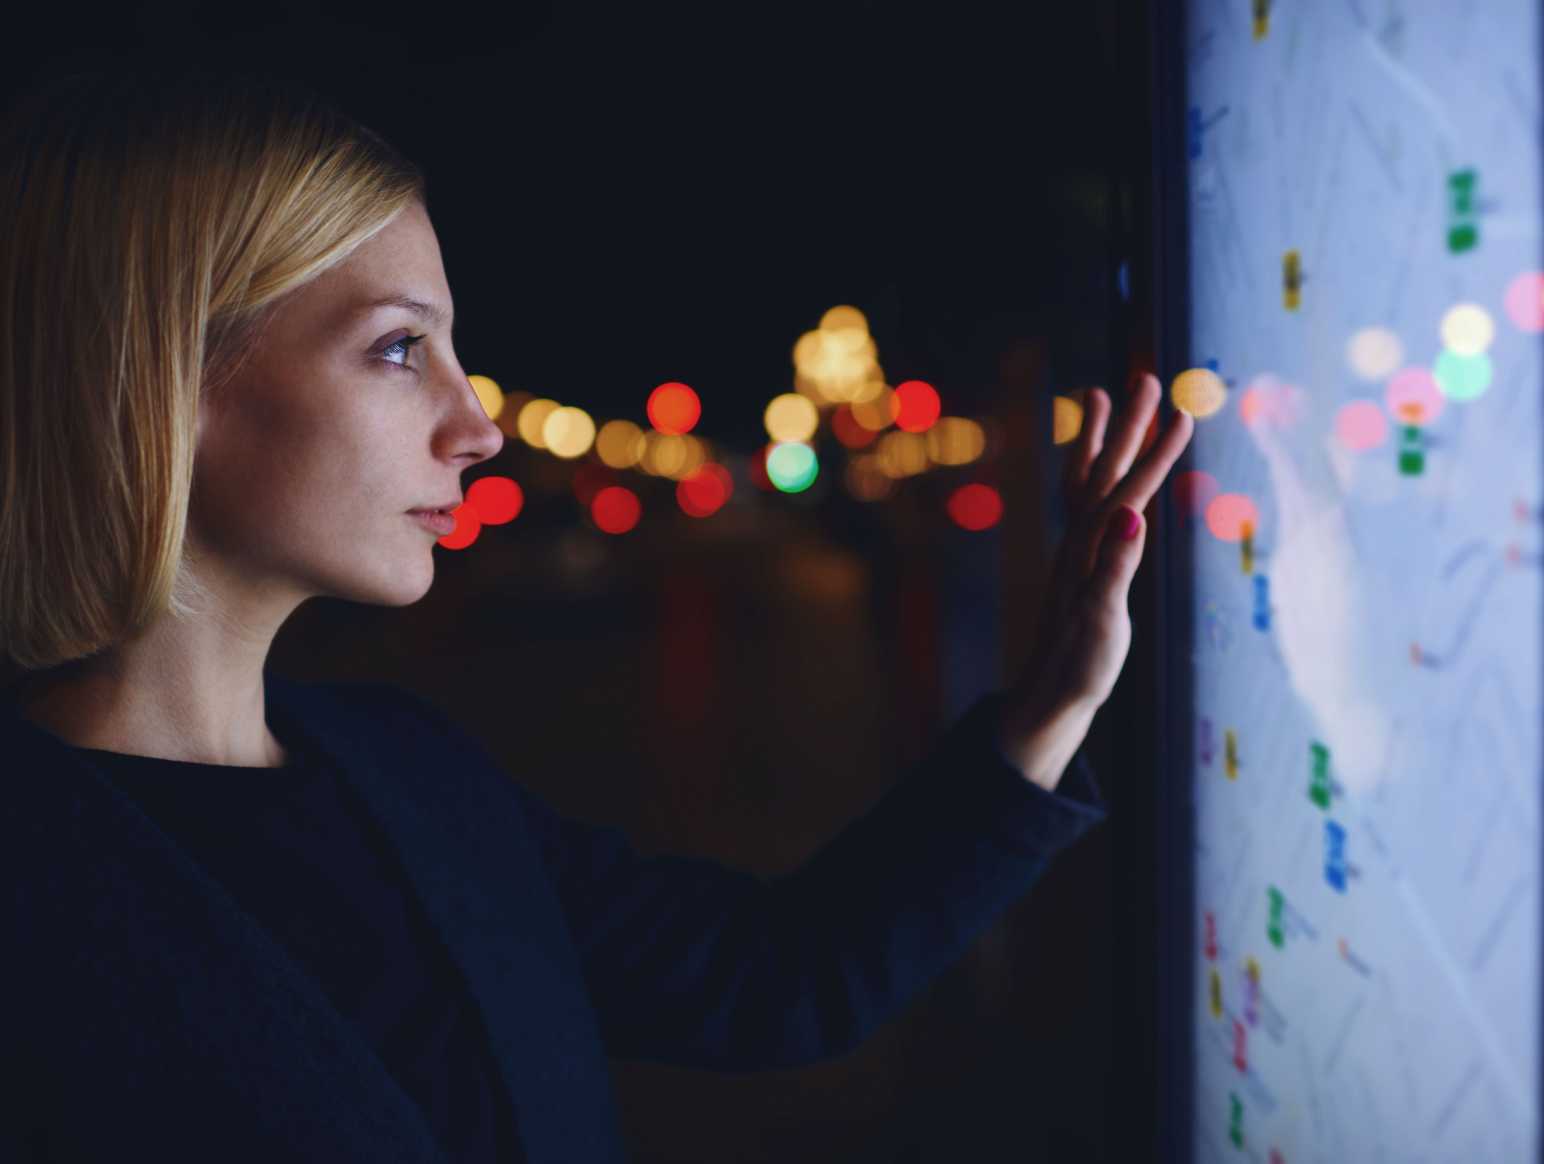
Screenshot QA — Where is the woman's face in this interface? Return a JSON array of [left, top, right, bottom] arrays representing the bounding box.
[[190, 200, 504, 613]]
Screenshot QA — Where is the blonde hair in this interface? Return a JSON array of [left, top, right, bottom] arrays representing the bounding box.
[[0, 66, 426, 685]]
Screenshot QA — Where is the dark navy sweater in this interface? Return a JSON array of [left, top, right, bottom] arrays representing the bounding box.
[[1, 669, 1106, 1161]]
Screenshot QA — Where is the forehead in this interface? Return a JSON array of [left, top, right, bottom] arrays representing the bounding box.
[[300, 206, 454, 330]]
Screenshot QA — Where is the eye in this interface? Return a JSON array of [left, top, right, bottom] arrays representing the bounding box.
[[380, 333, 427, 372]]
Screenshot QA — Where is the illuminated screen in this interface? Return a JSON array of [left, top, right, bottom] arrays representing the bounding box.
[[1180, 3, 1544, 1159]]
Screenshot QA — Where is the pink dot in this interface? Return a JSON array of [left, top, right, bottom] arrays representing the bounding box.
[[1385, 366, 1444, 427], [1334, 400, 1388, 452], [1504, 271, 1544, 332], [1206, 493, 1259, 543]]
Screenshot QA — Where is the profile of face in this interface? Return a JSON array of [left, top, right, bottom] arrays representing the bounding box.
[[188, 201, 505, 616]]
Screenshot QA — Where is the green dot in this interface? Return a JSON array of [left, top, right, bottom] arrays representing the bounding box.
[[766, 442, 819, 493], [1434, 349, 1492, 400]]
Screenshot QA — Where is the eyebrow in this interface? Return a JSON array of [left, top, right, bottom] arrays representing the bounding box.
[[359, 294, 453, 328]]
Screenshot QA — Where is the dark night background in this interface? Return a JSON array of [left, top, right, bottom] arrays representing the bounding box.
[[7, 0, 1181, 1159]]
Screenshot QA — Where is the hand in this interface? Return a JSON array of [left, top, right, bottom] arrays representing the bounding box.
[[999, 373, 1195, 770]]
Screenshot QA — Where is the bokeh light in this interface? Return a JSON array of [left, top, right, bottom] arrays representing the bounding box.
[[876, 430, 928, 478], [468, 375, 505, 420], [1433, 349, 1493, 401], [1333, 401, 1389, 452], [517, 398, 561, 448], [596, 419, 646, 469], [1205, 493, 1260, 542], [466, 476, 523, 524], [764, 393, 820, 443], [925, 417, 986, 465], [647, 382, 702, 435], [1346, 328, 1404, 381], [1385, 367, 1445, 426], [831, 404, 879, 449], [591, 486, 642, 534], [543, 406, 597, 459], [437, 506, 481, 550], [766, 442, 819, 492], [1439, 303, 1495, 356], [677, 463, 733, 518], [894, 380, 942, 433], [851, 387, 900, 431], [1171, 367, 1228, 418], [1504, 270, 1544, 332], [947, 483, 1003, 531], [1053, 395, 1085, 445]]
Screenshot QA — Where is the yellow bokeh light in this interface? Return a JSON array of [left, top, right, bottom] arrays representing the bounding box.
[[876, 430, 928, 478], [820, 304, 869, 335], [1052, 395, 1085, 446], [517, 398, 561, 448], [925, 417, 986, 465], [596, 419, 645, 469], [764, 393, 820, 443], [1346, 327, 1403, 381], [1171, 368, 1228, 419], [543, 406, 596, 459], [1440, 303, 1495, 356], [468, 375, 505, 420], [642, 432, 690, 478], [496, 390, 534, 440]]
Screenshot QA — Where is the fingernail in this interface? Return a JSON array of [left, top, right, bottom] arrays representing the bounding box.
[[1116, 505, 1142, 540]]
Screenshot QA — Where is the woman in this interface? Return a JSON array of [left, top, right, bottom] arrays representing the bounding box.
[[0, 66, 1191, 1162]]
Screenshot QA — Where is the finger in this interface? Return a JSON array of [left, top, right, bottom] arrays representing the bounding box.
[[1106, 407, 1196, 518], [1087, 373, 1161, 505], [1063, 387, 1111, 510]]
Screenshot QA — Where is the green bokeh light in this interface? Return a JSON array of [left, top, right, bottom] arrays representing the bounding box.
[[766, 442, 818, 493]]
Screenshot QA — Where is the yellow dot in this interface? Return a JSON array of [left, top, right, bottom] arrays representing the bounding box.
[[596, 419, 645, 469], [1345, 328, 1403, 381], [1440, 303, 1494, 356], [925, 417, 985, 465], [517, 398, 561, 448], [543, 406, 596, 459], [820, 305, 869, 335], [468, 375, 504, 420], [1052, 395, 1085, 445], [1172, 368, 1228, 419], [764, 393, 820, 443]]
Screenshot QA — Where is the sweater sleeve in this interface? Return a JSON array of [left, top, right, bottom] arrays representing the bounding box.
[[479, 690, 1108, 1072]]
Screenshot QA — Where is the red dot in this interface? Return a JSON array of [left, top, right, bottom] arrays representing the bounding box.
[[466, 476, 523, 524], [894, 380, 941, 433], [947, 483, 1002, 531], [646, 382, 702, 435], [591, 485, 642, 534], [677, 462, 733, 517], [831, 404, 878, 449], [437, 506, 482, 549], [748, 445, 773, 491]]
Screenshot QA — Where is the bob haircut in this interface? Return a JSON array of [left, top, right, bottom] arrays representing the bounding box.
[[0, 67, 426, 687]]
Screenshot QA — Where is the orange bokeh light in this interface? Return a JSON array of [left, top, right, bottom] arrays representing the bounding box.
[[647, 381, 702, 435]]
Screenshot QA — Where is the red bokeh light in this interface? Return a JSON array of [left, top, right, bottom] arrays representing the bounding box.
[[437, 506, 482, 549], [591, 485, 642, 534], [466, 476, 523, 524], [947, 483, 1003, 531], [748, 445, 773, 491], [647, 381, 702, 435], [894, 380, 941, 433], [677, 462, 733, 517], [831, 404, 878, 449]]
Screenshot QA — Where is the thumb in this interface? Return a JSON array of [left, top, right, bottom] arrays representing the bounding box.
[[1088, 504, 1145, 610]]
